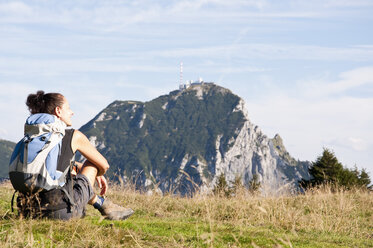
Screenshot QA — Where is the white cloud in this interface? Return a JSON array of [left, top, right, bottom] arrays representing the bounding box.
[[243, 66, 373, 175], [0, 82, 35, 141], [218, 66, 269, 73], [1, 44, 372, 80], [0, 57, 176, 76], [0, 2, 33, 15], [322, 0, 373, 8], [114, 81, 175, 99], [170, 0, 267, 12], [247, 95, 373, 167], [0, 82, 36, 100], [144, 44, 373, 62], [323, 136, 369, 152], [0, 0, 369, 31], [0, 128, 8, 138], [347, 137, 368, 151], [300, 66, 373, 98]]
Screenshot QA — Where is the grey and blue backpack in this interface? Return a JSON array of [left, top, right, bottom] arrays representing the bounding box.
[[9, 113, 75, 214]]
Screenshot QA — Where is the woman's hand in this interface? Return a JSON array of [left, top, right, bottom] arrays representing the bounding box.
[[96, 176, 108, 196]]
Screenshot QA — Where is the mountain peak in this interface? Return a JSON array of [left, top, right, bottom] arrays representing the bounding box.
[[79, 83, 310, 194], [170, 82, 233, 100]]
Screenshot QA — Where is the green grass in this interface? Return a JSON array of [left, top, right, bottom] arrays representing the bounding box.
[[0, 183, 372, 247]]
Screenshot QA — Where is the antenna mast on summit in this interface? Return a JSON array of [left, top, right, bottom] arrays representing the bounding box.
[[180, 62, 183, 87]]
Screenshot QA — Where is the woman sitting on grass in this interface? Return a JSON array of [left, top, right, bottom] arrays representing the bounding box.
[[15, 90, 133, 220]]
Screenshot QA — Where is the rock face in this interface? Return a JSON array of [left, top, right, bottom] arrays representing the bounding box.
[[79, 83, 310, 194]]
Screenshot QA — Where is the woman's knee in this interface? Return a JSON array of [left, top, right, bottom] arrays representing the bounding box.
[[80, 161, 98, 187]]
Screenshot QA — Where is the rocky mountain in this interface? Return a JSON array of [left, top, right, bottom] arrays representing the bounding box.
[[79, 83, 310, 194], [0, 139, 16, 178]]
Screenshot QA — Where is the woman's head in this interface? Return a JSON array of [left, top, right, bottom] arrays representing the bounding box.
[[26, 90, 74, 126]]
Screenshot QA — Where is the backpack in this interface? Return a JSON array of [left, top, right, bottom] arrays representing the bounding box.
[[9, 113, 75, 213]]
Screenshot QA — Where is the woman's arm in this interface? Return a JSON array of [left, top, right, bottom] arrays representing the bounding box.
[[71, 130, 110, 176]]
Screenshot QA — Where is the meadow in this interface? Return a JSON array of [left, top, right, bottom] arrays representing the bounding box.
[[0, 182, 372, 247]]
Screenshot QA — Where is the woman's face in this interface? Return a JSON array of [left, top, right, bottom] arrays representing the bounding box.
[[55, 96, 74, 126]]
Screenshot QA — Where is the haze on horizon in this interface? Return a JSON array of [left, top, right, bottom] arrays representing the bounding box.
[[0, 0, 372, 177]]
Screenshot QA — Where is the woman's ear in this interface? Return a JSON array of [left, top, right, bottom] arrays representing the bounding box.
[[55, 106, 62, 118]]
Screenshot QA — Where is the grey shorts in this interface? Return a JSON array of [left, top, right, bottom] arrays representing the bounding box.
[[46, 174, 95, 220]]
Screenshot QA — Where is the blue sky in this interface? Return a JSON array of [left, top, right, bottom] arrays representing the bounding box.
[[1, 0, 373, 177]]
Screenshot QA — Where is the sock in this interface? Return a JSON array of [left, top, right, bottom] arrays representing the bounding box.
[[93, 195, 105, 209]]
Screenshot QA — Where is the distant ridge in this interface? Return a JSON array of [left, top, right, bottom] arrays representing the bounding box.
[[0, 139, 16, 179]]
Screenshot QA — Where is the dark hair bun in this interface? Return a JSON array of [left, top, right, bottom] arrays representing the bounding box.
[[26, 90, 63, 115], [26, 90, 44, 114], [36, 90, 45, 101]]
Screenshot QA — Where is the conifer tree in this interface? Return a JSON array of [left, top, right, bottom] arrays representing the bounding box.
[[309, 148, 343, 185], [213, 173, 231, 197], [358, 169, 371, 189], [300, 148, 372, 190], [248, 174, 261, 193], [231, 175, 243, 195]]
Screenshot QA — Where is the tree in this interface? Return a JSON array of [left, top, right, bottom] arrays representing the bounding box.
[[213, 173, 231, 197], [309, 148, 343, 185], [358, 169, 372, 189], [300, 148, 372, 190], [230, 175, 242, 195], [338, 165, 357, 187], [248, 174, 261, 193]]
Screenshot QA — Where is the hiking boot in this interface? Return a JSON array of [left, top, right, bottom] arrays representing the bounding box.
[[98, 199, 134, 220]]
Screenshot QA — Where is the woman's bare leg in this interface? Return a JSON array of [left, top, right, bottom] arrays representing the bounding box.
[[80, 160, 98, 204]]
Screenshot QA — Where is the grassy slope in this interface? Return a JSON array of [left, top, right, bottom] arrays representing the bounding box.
[[0, 182, 372, 248]]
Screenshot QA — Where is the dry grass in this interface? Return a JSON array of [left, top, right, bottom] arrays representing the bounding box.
[[0, 181, 372, 247], [108, 183, 373, 238]]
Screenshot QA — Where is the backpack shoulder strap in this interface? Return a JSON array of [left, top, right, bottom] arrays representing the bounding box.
[[11, 190, 17, 212]]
